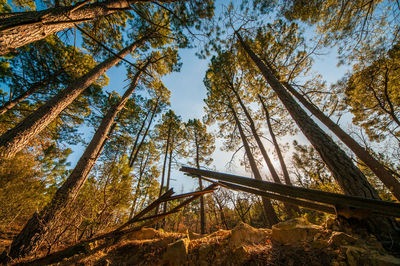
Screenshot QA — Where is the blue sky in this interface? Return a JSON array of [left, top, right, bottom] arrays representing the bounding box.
[[66, 2, 352, 193]]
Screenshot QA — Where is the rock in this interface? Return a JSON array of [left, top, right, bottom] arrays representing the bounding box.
[[188, 231, 203, 240], [271, 218, 322, 245], [369, 254, 400, 266], [344, 246, 367, 266], [310, 239, 329, 249], [163, 238, 190, 266], [122, 228, 160, 241], [329, 232, 357, 247], [229, 222, 270, 248]]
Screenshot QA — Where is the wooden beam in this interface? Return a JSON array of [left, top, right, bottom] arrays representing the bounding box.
[[180, 167, 400, 217], [220, 181, 336, 215]]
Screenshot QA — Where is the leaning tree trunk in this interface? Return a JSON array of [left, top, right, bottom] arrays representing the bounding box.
[[195, 134, 206, 234], [5, 64, 147, 260], [0, 0, 166, 54], [0, 38, 143, 159], [229, 104, 279, 227], [0, 72, 60, 115], [229, 85, 299, 216], [154, 123, 171, 216], [283, 82, 400, 201], [258, 95, 293, 186], [128, 109, 151, 166], [129, 98, 159, 167], [236, 32, 400, 249], [129, 151, 150, 219]]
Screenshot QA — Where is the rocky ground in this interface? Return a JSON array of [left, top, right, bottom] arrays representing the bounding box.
[[5, 218, 400, 265]]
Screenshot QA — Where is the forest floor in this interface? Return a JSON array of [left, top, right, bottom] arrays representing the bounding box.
[[2, 218, 400, 265]]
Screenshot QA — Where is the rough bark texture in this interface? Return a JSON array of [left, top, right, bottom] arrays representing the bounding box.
[[0, 0, 169, 54], [230, 104, 279, 227], [5, 66, 145, 260], [0, 40, 141, 159], [284, 82, 400, 201], [236, 32, 399, 250]]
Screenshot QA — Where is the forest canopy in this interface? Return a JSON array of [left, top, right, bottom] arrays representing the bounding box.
[[0, 0, 399, 261]]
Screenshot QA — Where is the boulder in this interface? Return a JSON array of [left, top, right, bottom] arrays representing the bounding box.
[[271, 218, 322, 245], [229, 222, 270, 248], [162, 238, 190, 266], [369, 254, 400, 266], [329, 231, 357, 247]]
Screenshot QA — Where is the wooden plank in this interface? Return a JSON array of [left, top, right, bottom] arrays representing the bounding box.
[[180, 166, 400, 217], [220, 181, 336, 215]]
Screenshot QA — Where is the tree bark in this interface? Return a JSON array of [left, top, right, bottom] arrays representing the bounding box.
[[6, 64, 146, 260], [0, 73, 60, 115], [195, 134, 206, 234], [0, 38, 143, 159], [236, 32, 400, 248], [0, 0, 170, 54], [128, 109, 151, 166], [228, 85, 281, 183], [283, 82, 400, 201], [229, 104, 279, 227], [258, 94, 293, 186], [129, 98, 159, 167], [129, 151, 150, 219], [229, 85, 299, 216], [154, 123, 171, 216], [162, 138, 174, 221]]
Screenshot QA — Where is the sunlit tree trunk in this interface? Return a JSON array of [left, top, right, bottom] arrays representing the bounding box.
[[6, 66, 146, 260], [258, 95, 293, 186], [229, 104, 279, 227], [154, 123, 171, 216], [236, 32, 400, 246], [283, 82, 400, 201], [0, 73, 60, 115], [162, 139, 174, 217], [0, 39, 143, 159], [195, 134, 206, 234], [0, 0, 169, 54], [129, 98, 159, 167], [129, 151, 150, 219], [229, 86, 299, 216]]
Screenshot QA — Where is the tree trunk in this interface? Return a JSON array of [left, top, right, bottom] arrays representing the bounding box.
[[0, 39, 143, 159], [0, 0, 166, 54], [236, 32, 400, 248], [228, 84, 281, 183], [129, 151, 150, 219], [0, 72, 60, 115], [6, 65, 146, 260], [283, 82, 400, 201], [154, 123, 171, 216], [229, 85, 299, 217], [162, 139, 174, 217], [258, 95, 293, 186], [195, 134, 206, 234], [229, 104, 279, 227], [129, 98, 159, 167], [128, 109, 151, 166]]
